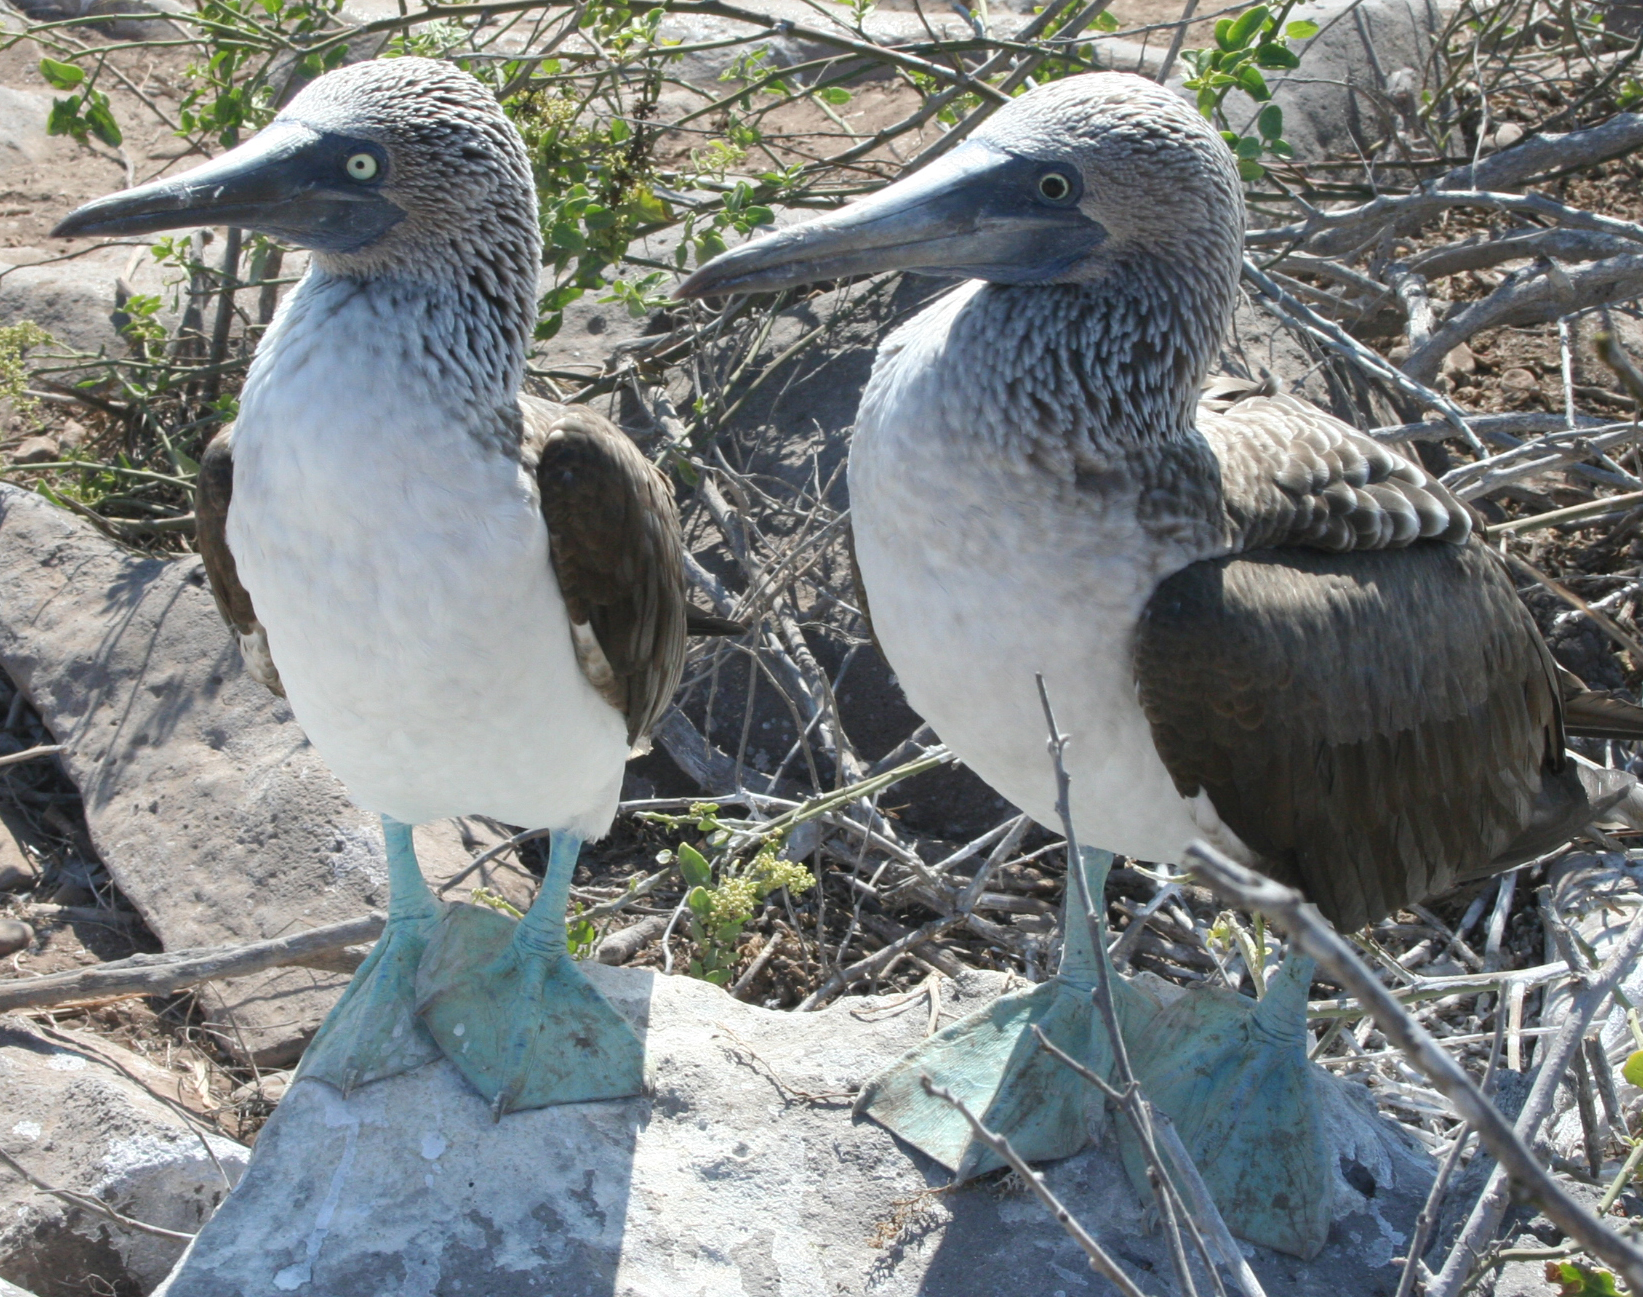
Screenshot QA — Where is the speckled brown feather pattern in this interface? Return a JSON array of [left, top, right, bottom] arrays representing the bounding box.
[[1134, 541, 1589, 932], [1201, 394, 1473, 554], [522, 394, 688, 748]]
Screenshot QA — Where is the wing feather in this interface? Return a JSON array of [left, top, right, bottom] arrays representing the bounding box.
[[1134, 540, 1590, 932], [1200, 393, 1472, 555], [522, 395, 688, 749], [194, 427, 283, 696]]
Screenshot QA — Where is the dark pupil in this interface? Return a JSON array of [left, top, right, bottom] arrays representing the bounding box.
[[1040, 173, 1069, 200]]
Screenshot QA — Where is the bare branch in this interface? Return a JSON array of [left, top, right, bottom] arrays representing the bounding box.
[[917, 1076, 1152, 1297], [0, 914, 384, 1013]]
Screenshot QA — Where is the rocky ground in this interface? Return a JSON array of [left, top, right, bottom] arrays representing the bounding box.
[[3, 0, 1643, 1292]]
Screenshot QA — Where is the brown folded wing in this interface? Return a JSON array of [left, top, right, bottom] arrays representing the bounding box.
[[195, 426, 283, 696], [1134, 540, 1590, 933], [523, 395, 688, 748]]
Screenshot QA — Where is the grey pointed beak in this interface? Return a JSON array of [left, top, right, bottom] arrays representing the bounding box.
[[54, 121, 404, 253], [676, 142, 1105, 299]]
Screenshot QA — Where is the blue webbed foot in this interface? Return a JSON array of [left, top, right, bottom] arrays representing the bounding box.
[[295, 817, 443, 1094], [415, 833, 644, 1117], [854, 848, 1154, 1178], [1119, 951, 1332, 1259]]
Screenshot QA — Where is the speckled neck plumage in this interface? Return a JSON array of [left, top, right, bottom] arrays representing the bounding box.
[[926, 251, 1234, 471]]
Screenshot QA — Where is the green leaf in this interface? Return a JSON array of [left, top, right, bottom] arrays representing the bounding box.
[[85, 97, 122, 148], [1236, 156, 1266, 180], [1547, 1261, 1623, 1296], [678, 842, 713, 889], [1254, 42, 1301, 68], [1267, 138, 1294, 158], [1214, 16, 1236, 49], [46, 97, 84, 140], [1284, 18, 1319, 37], [1257, 103, 1283, 139], [38, 57, 84, 90], [687, 884, 713, 919], [1093, 9, 1118, 30], [1236, 64, 1271, 99], [1225, 4, 1271, 49], [1623, 1050, 1643, 1089], [671, 453, 700, 487], [1234, 134, 1262, 159], [817, 86, 852, 105]]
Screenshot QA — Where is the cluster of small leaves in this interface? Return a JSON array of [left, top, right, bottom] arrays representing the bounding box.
[[644, 803, 815, 986], [39, 57, 122, 147], [1179, 3, 1319, 179], [178, 0, 352, 147], [0, 322, 53, 424]]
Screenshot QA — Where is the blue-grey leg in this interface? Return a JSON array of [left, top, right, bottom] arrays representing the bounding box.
[[854, 848, 1156, 1178], [1118, 949, 1332, 1259], [416, 831, 645, 1118], [295, 816, 443, 1094]]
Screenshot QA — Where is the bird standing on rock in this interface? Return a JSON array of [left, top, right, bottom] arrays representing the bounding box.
[[679, 71, 1643, 1256], [54, 57, 710, 1118]]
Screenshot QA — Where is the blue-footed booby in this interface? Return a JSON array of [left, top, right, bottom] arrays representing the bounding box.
[[55, 57, 722, 1117], [678, 72, 1643, 1256]]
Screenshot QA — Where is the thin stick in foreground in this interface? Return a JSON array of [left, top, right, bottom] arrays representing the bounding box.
[[0, 912, 385, 1013], [917, 1075, 1150, 1297], [1183, 841, 1643, 1293]]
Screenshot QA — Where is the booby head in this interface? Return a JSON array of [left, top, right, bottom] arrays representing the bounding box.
[[54, 58, 539, 288], [677, 74, 1243, 300]]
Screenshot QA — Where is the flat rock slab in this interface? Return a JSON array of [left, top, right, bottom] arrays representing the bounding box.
[[0, 1014, 249, 1295], [0, 486, 519, 1064], [159, 965, 1434, 1297]]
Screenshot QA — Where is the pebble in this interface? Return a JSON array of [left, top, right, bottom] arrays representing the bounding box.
[[0, 824, 38, 893], [0, 918, 33, 957], [11, 437, 57, 465], [1500, 367, 1539, 392], [1442, 342, 1477, 377]]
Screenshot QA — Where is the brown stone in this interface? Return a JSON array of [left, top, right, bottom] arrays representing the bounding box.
[[10, 436, 57, 465], [0, 816, 37, 893]]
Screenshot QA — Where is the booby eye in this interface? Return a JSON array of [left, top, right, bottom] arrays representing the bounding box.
[[1037, 171, 1074, 203], [345, 153, 379, 182]]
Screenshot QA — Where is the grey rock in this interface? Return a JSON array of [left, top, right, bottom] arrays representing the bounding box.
[[0, 1015, 249, 1295], [0, 485, 527, 1065], [1220, 0, 1453, 163], [3, 0, 181, 36], [0, 920, 29, 957], [157, 964, 1432, 1297], [0, 1278, 40, 1297], [0, 88, 50, 168], [0, 248, 136, 356]]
